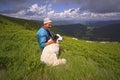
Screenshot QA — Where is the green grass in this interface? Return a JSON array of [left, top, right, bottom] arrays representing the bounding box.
[[0, 14, 120, 80]]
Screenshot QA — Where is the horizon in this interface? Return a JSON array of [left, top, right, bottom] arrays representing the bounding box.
[[1, 13, 120, 26]]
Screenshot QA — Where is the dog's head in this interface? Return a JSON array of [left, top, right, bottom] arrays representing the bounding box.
[[53, 34, 63, 43]]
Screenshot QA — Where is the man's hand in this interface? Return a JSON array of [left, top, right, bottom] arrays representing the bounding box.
[[46, 39, 55, 46]]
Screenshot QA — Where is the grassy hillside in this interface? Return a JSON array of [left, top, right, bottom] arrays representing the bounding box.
[[0, 14, 120, 80]]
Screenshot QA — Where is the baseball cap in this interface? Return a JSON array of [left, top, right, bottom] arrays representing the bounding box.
[[43, 18, 52, 24]]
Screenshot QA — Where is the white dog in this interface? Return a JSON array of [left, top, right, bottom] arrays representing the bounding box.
[[40, 34, 66, 66]]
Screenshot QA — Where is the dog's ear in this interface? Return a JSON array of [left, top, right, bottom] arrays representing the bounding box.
[[53, 34, 59, 41]]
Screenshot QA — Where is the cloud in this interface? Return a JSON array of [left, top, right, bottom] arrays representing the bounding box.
[[27, 4, 46, 15], [3, 3, 49, 20], [51, 10, 119, 20], [47, 8, 120, 20], [0, 0, 54, 17], [1, 3, 120, 20], [0, 0, 120, 15], [54, 0, 84, 4], [47, 8, 80, 19], [54, 0, 120, 13], [83, 0, 120, 13], [11, 4, 47, 19]]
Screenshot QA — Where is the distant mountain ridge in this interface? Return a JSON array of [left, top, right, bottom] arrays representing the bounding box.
[[83, 20, 120, 27], [55, 24, 87, 37], [55, 23, 120, 41], [52, 19, 120, 27], [92, 23, 120, 41]]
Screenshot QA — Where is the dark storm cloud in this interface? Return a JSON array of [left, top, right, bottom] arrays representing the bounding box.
[[55, 0, 120, 13]]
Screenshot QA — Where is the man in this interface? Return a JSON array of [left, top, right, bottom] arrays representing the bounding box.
[[36, 18, 55, 51]]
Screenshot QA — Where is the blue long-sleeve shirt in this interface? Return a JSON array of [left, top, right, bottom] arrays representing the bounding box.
[[36, 27, 55, 51]]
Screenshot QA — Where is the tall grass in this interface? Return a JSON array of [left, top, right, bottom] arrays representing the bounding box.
[[0, 15, 120, 80]]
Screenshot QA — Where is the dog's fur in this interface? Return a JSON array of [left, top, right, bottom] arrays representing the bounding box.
[[40, 34, 66, 66]]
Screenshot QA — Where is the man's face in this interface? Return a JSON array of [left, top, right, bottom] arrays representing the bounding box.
[[45, 22, 52, 30]]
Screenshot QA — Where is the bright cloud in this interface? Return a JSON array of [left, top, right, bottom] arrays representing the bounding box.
[[3, 3, 120, 20], [28, 4, 46, 14], [47, 8, 120, 20]]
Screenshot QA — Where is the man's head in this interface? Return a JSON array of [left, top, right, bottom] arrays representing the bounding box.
[[43, 18, 52, 30]]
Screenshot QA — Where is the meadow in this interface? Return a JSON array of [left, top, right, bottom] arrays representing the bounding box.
[[0, 15, 120, 80]]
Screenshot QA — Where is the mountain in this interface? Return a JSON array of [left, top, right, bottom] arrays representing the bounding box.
[[52, 19, 120, 28], [53, 19, 81, 25], [0, 14, 120, 80], [55, 22, 120, 41], [92, 23, 120, 41], [82, 20, 120, 27], [55, 24, 87, 37]]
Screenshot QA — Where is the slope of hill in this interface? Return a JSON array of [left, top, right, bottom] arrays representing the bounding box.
[[0, 14, 42, 30], [0, 14, 120, 80]]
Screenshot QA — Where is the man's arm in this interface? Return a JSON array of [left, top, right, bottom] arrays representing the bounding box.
[[39, 36, 55, 48], [46, 39, 55, 46]]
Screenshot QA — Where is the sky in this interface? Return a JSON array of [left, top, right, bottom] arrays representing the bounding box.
[[0, 0, 120, 21]]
